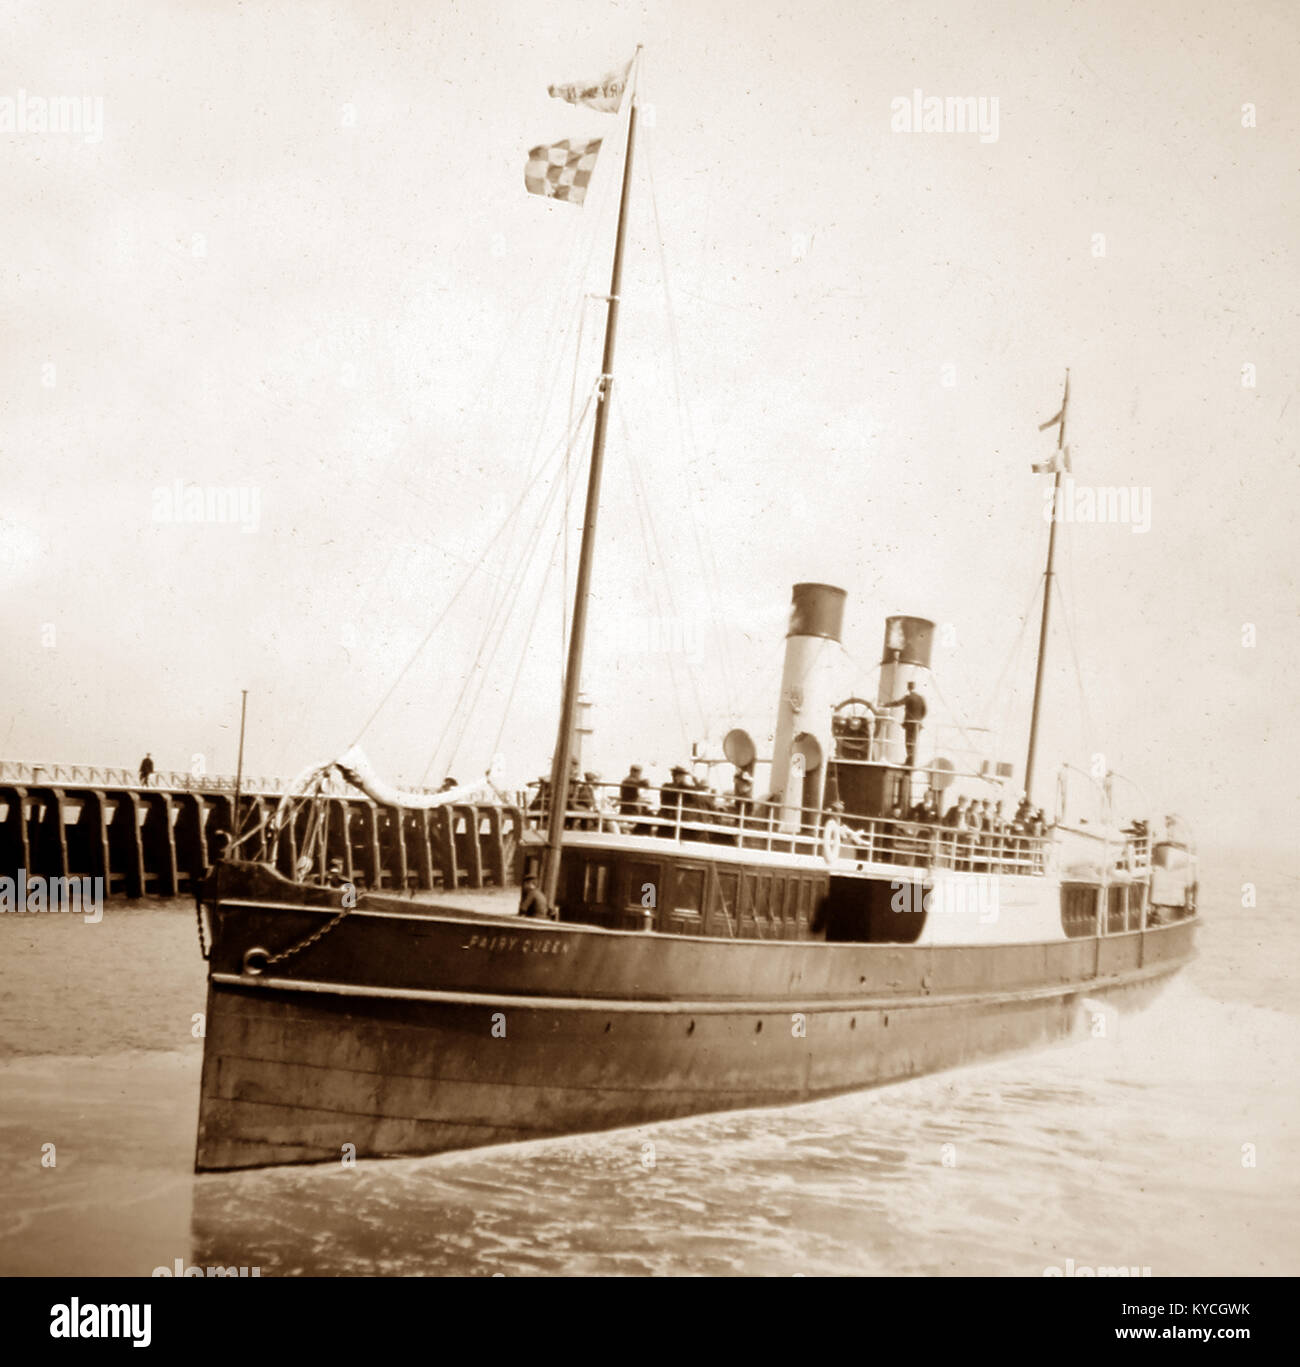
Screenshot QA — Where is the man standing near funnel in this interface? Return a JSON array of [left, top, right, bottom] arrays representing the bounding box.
[[883, 680, 927, 770]]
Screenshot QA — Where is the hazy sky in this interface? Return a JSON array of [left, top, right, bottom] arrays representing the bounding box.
[[2, 0, 1296, 853]]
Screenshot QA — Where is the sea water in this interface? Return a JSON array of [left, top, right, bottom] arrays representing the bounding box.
[[1, 855, 1295, 1276]]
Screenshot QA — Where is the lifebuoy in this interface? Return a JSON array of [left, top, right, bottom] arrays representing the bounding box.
[[822, 818, 843, 865]]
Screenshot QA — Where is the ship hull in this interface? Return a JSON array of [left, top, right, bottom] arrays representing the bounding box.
[[194, 894, 1195, 1170]]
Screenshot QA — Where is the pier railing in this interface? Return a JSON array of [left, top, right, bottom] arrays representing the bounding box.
[[0, 760, 451, 800]]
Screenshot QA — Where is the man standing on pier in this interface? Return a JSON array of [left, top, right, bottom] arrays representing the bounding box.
[[138, 752, 154, 786]]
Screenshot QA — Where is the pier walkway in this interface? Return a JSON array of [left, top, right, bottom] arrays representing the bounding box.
[[0, 761, 524, 902]]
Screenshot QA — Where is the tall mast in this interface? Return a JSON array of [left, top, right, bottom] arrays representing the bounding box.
[[1024, 369, 1070, 807], [542, 59, 640, 906]]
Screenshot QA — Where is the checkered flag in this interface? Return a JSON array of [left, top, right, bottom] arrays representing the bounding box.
[[524, 138, 602, 206]]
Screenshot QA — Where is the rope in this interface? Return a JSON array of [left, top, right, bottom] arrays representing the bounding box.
[[427, 381, 601, 781], [926, 670, 988, 766], [641, 123, 740, 719], [486, 419, 591, 769], [617, 394, 707, 746], [1053, 572, 1098, 765]]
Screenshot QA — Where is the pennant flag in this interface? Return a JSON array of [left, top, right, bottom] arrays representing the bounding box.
[[548, 60, 632, 114], [524, 138, 602, 205], [1037, 408, 1063, 431], [1030, 446, 1072, 475]]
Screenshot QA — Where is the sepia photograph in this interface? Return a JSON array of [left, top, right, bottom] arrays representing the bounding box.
[[1, 0, 1295, 1323]]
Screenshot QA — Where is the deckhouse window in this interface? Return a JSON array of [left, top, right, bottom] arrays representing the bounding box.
[[625, 861, 659, 909], [673, 867, 705, 914], [716, 871, 739, 920], [582, 860, 609, 904]]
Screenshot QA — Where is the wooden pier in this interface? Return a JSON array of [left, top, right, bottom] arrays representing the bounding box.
[[0, 762, 525, 901]]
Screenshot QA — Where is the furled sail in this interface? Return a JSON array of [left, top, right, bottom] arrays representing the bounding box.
[[333, 745, 491, 809]]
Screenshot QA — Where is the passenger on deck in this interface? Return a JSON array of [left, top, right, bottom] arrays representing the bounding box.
[[882, 681, 927, 769], [619, 764, 651, 834], [579, 772, 604, 831], [561, 758, 587, 830], [681, 775, 711, 841], [890, 803, 917, 865], [519, 874, 555, 920], [943, 795, 971, 869], [732, 766, 754, 823], [661, 766, 691, 836], [942, 795, 966, 833], [1029, 808, 1047, 871]]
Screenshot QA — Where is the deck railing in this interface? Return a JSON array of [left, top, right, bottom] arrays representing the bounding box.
[[530, 780, 1061, 875]]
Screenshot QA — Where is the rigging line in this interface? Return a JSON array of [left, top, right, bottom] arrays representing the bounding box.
[[984, 575, 1045, 736], [619, 382, 694, 751], [624, 419, 695, 755], [926, 670, 988, 763], [444, 404, 595, 778], [469, 280, 604, 685], [1056, 518, 1097, 760], [615, 392, 712, 740], [731, 655, 788, 727], [1053, 572, 1097, 765], [837, 642, 883, 692], [513, 212, 607, 487], [487, 458, 585, 770], [350, 265, 591, 639], [640, 130, 740, 718], [427, 382, 601, 781], [428, 381, 599, 778], [454, 351, 599, 678], [349, 381, 598, 752], [560, 288, 598, 686]]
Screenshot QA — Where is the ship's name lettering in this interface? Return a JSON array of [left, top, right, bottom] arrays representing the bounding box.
[[461, 932, 571, 955]]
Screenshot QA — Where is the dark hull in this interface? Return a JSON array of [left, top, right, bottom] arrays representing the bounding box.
[[195, 881, 1196, 1170]]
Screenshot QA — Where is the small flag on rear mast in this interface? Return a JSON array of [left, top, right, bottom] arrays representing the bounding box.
[[524, 137, 603, 205], [1032, 375, 1072, 473], [548, 59, 632, 113], [1031, 446, 1071, 475]]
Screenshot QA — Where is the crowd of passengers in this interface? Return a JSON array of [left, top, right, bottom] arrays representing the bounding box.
[[526, 760, 1052, 869]]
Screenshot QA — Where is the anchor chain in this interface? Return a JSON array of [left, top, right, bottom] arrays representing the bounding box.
[[194, 895, 210, 961], [263, 892, 356, 969]]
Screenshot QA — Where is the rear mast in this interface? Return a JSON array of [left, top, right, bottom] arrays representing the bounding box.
[[1024, 369, 1070, 807]]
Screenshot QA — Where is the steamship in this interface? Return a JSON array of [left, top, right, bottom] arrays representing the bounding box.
[[192, 57, 1198, 1171]]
